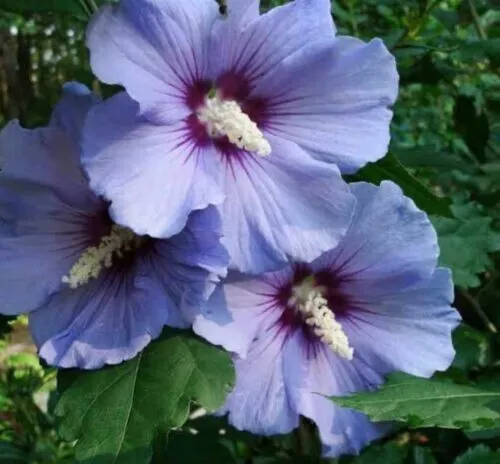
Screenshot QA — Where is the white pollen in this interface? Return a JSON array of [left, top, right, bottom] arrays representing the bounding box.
[[290, 282, 354, 360], [62, 225, 143, 289], [198, 95, 271, 156]]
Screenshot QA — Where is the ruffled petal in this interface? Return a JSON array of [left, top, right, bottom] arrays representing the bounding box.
[[219, 135, 355, 273], [0, 121, 93, 208], [49, 82, 100, 147], [284, 332, 386, 456], [29, 252, 170, 369], [0, 95, 105, 316], [0, 180, 99, 315], [151, 206, 229, 326], [194, 270, 290, 356], [262, 37, 397, 173], [221, 331, 299, 435], [210, 0, 335, 86], [87, 0, 220, 123], [82, 92, 224, 238], [314, 181, 439, 291], [225, 0, 259, 21], [343, 268, 460, 378]]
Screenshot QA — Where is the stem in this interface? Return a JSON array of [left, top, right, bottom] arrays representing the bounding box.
[[459, 288, 497, 334], [467, 0, 487, 40], [78, 0, 91, 17], [392, 0, 439, 50], [346, 0, 359, 36], [87, 0, 100, 14]]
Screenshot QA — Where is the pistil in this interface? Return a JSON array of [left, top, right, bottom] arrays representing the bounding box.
[[198, 94, 271, 156], [290, 280, 354, 360], [62, 225, 143, 289]]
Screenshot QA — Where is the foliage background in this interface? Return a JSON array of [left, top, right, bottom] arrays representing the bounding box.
[[0, 0, 499, 462]]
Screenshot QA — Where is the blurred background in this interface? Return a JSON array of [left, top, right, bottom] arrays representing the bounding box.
[[0, 0, 499, 462]]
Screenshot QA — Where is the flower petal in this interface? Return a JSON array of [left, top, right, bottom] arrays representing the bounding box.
[[29, 253, 170, 369], [314, 181, 439, 291], [151, 206, 229, 326], [0, 101, 105, 316], [87, 0, 219, 123], [225, 0, 259, 21], [194, 270, 289, 357], [210, 0, 335, 85], [82, 92, 224, 238], [220, 135, 355, 273], [343, 268, 460, 378], [263, 37, 398, 173], [0, 180, 96, 315], [221, 331, 299, 435], [0, 122, 92, 207], [284, 332, 386, 456], [50, 82, 100, 147]]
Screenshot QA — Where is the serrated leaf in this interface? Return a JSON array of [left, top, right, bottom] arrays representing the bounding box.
[[349, 153, 451, 217], [55, 328, 235, 464], [329, 373, 500, 431], [432, 213, 499, 288], [454, 445, 498, 464]]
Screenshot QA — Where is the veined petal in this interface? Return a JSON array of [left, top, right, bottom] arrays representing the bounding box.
[[87, 0, 220, 123], [343, 268, 460, 378], [221, 331, 299, 435], [82, 92, 224, 238], [284, 332, 386, 456], [49, 82, 100, 147], [0, 122, 93, 209], [194, 270, 289, 357], [29, 248, 171, 369], [0, 180, 105, 316], [314, 181, 439, 290], [263, 37, 398, 173], [151, 206, 229, 326], [225, 0, 259, 21], [210, 0, 335, 86], [220, 135, 355, 273]]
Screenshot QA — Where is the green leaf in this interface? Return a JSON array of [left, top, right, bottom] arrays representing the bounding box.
[[0, 442, 29, 464], [349, 153, 451, 217], [432, 212, 499, 288], [452, 324, 494, 371], [0, 315, 14, 338], [329, 373, 500, 431], [0, 0, 87, 17], [350, 442, 408, 464], [392, 147, 469, 170], [410, 446, 437, 464], [55, 328, 235, 464], [161, 430, 237, 464], [454, 445, 498, 464], [453, 95, 490, 163]]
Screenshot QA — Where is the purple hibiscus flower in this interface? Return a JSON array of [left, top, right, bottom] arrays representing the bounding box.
[[194, 181, 460, 456], [0, 83, 229, 369], [81, 0, 397, 273]]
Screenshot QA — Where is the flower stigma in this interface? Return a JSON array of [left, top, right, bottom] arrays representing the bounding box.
[[197, 93, 271, 156], [62, 225, 144, 289], [289, 278, 354, 360]]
